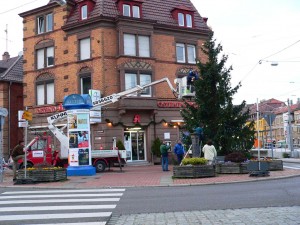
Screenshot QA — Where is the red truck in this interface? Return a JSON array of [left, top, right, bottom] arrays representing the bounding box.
[[18, 134, 127, 172]]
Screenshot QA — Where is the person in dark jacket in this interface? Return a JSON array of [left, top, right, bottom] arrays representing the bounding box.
[[174, 140, 185, 165], [160, 141, 171, 171], [187, 70, 199, 92], [11, 140, 25, 181]]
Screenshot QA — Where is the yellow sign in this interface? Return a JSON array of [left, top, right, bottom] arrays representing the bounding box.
[[22, 111, 32, 121]]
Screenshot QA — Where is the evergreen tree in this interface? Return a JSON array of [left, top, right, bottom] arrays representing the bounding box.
[[181, 33, 255, 155]]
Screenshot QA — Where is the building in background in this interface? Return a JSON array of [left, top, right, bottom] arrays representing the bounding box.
[[0, 52, 24, 159], [19, 0, 210, 163]]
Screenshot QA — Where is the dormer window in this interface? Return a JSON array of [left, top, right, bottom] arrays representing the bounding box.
[[122, 4, 140, 18], [81, 5, 88, 20], [172, 7, 194, 28]]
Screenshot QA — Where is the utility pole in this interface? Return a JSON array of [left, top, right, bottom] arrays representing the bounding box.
[[287, 98, 294, 157], [4, 24, 8, 52]]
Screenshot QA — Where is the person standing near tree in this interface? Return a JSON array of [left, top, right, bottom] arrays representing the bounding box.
[[173, 140, 185, 165], [160, 141, 171, 171], [202, 139, 217, 165], [11, 140, 25, 181]]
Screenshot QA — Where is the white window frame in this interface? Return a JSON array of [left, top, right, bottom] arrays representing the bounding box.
[[138, 36, 150, 57], [46, 13, 53, 32], [80, 76, 91, 94], [133, 6, 140, 18], [140, 74, 151, 97], [81, 5, 88, 20], [36, 80, 54, 105], [125, 73, 152, 97], [37, 13, 53, 34], [186, 14, 192, 27], [187, 44, 196, 64], [46, 47, 54, 67], [125, 73, 137, 96], [176, 43, 185, 63], [37, 16, 45, 34], [37, 49, 44, 69], [37, 46, 54, 69], [124, 34, 150, 57], [79, 38, 91, 60], [123, 4, 131, 17], [178, 13, 184, 26]]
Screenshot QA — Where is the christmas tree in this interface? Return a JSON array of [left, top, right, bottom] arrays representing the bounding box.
[[181, 33, 255, 155]]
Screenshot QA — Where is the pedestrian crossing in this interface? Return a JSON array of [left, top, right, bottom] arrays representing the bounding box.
[[0, 188, 125, 225]]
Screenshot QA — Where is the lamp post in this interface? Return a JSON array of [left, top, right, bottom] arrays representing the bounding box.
[[287, 98, 294, 157]]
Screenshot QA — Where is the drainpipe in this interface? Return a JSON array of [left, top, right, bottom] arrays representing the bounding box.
[[8, 81, 12, 156]]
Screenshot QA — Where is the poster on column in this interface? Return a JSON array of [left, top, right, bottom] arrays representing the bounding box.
[[68, 111, 91, 166]]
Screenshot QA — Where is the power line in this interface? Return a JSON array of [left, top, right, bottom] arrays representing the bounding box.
[[0, 0, 40, 15]]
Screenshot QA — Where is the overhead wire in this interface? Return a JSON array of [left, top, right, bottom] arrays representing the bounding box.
[[0, 0, 40, 15]]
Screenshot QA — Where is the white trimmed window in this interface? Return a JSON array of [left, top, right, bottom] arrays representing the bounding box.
[[125, 73, 151, 97], [37, 13, 53, 34], [81, 5, 88, 20], [176, 43, 196, 64], [37, 46, 54, 69], [124, 34, 150, 57], [186, 14, 192, 27], [79, 38, 91, 60], [37, 81, 54, 105], [178, 13, 184, 26], [123, 4, 130, 16], [133, 6, 140, 18]]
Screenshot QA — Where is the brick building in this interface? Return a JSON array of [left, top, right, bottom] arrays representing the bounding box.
[[19, 0, 210, 163], [0, 52, 24, 159]]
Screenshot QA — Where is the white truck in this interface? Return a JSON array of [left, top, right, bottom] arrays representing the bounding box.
[[20, 78, 179, 172]]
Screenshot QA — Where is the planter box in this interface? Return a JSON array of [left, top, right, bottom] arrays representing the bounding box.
[[268, 160, 283, 171], [247, 161, 269, 171], [215, 163, 249, 174], [17, 169, 67, 182], [173, 165, 215, 178]]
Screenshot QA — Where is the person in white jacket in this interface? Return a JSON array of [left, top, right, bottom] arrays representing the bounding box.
[[202, 139, 217, 165]]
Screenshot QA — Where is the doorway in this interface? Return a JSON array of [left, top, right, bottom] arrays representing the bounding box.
[[124, 130, 146, 162]]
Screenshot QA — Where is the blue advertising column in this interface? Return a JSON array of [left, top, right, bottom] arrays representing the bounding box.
[[63, 94, 96, 176]]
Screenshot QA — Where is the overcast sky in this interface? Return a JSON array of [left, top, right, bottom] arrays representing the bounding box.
[[1, 0, 300, 105]]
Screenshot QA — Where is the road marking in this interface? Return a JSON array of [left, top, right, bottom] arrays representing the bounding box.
[[0, 193, 123, 199], [283, 166, 300, 170], [0, 204, 116, 212], [0, 212, 111, 221], [2, 188, 126, 195], [26, 223, 106, 225], [0, 198, 120, 204]]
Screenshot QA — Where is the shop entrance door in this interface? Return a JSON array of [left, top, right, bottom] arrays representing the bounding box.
[[124, 131, 146, 162]]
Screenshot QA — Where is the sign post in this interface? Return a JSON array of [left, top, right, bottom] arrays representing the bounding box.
[[263, 113, 276, 159], [0, 108, 8, 183]]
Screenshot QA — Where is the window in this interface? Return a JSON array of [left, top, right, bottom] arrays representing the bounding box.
[[125, 73, 151, 97], [176, 43, 196, 64], [80, 76, 91, 94], [81, 5, 88, 20], [37, 13, 53, 34], [178, 13, 184, 26], [133, 6, 140, 18], [37, 80, 54, 105], [124, 34, 150, 57], [186, 14, 192, 27], [79, 38, 91, 60], [123, 4, 130, 16], [123, 4, 140, 18], [37, 46, 54, 69]]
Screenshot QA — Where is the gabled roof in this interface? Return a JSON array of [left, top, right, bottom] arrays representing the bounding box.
[[63, 0, 209, 31], [0, 54, 23, 83]]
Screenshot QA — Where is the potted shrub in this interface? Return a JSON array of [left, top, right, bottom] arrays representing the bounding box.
[[173, 157, 215, 178], [151, 137, 162, 165]]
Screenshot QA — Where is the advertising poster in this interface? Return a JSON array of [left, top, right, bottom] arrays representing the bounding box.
[[67, 110, 91, 166]]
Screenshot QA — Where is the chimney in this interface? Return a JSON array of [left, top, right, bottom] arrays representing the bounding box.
[[203, 17, 208, 24], [2, 52, 10, 60]]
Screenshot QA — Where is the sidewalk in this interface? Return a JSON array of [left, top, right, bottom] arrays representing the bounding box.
[[1, 159, 300, 188]]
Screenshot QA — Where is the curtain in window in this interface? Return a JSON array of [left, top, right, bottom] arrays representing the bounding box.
[[37, 84, 45, 105], [125, 73, 137, 96], [37, 49, 44, 69], [133, 6, 140, 18], [124, 34, 136, 56], [176, 43, 185, 62], [80, 38, 91, 60], [123, 4, 131, 16], [178, 13, 184, 26], [138, 36, 150, 57], [187, 45, 196, 64], [46, 82, 54, 104], [140, 74, 151, 96], [37, 17, 44, 34], [81, 5, 87, 20], [186, 14, 192, 27]]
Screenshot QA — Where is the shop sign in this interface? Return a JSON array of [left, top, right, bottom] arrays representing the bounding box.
[[157, 101, 184, 108], [34, 103, 64, 114], [133, 114, 141, 123]]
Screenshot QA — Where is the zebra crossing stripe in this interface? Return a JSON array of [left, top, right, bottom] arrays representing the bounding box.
[[283, 166, 300, 170], [2, 189, 126, 195], [0, 193, 123, 199], [0, 204, 116, 212], [0, 212, 112, 221], [0, 198, 120, 204]]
